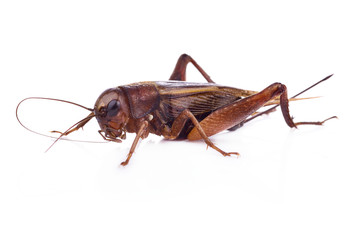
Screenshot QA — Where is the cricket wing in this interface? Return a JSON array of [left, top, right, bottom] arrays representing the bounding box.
[[156, 82, 252, 119]]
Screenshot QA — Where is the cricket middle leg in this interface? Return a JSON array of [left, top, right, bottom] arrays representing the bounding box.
[[169, 54, 215, 83], [161, 109, 239, 157]]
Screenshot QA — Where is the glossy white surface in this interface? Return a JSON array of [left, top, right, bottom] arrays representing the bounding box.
[[1, 1, 358, 239]]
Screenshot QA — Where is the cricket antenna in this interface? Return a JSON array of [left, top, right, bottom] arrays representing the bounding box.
[[16, 97, 102, 145]]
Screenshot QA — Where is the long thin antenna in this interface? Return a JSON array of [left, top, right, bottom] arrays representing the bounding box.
[[16, 97, 102, 144], [17, 97, 93, 112]]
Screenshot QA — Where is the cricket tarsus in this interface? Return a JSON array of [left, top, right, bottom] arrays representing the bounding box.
[[17, 54, 336, 166], [294, 116, 338, 126]]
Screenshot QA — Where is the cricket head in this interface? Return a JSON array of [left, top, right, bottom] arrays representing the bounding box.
[[94, 88, 131, 142]]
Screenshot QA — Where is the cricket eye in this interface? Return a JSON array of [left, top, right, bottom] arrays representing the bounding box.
[[107, 99, 121, 117]]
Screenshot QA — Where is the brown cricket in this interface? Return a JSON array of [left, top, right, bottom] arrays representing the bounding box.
[[17, 54, 336, 166]]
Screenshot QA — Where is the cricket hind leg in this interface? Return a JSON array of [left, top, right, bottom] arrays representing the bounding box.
[[161, 109, 239, 157], [187, 82, 334, 140], [227, 74, 337, 131], [169, 54, 215, 83]]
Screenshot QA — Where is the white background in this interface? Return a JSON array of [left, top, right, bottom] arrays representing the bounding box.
[[1, 0, 359, 239]]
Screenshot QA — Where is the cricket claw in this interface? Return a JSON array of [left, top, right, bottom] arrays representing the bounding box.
[[206, 143, 240, 158], [119, 154, 132, 167], [120, 161, 128, 167], [223, 151, 240, 157], [50, 130, 63, 134]]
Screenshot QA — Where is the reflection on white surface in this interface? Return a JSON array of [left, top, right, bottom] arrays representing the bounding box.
[[2, 1, 358, 239]]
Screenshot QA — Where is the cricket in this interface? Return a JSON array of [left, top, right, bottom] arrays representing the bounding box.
[[17, 54, 337, 166]]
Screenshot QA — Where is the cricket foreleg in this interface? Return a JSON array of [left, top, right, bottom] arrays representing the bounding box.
[[161, 109, 239, 157], [169, 54, 215, 83], [120, 121, 149, 166]]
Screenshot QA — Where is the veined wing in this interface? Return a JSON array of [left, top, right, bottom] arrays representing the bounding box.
[[155, 81, 257, 118]]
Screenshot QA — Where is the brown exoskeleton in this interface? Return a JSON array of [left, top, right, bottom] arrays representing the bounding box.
[[17, 54, 336, 166]]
